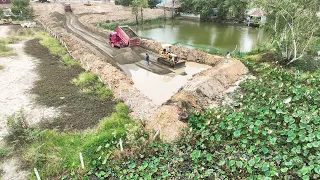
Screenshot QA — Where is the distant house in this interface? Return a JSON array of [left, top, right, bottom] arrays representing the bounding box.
[[157, 0, 181, 10], [246, 8, 266, 27], [0, 0, 10, 4]]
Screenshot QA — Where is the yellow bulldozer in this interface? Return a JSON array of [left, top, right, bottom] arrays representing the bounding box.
[[157, 44, 186, 68]]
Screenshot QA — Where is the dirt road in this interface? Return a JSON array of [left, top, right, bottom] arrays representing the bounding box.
[[65, 13, 174, 75]]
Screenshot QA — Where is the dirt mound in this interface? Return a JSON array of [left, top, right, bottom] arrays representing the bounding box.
[[173, 59, 249, 108], [114, 48, 143, 64], [145, 105, 187, 142]]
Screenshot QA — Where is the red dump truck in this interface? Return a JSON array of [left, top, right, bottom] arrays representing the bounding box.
[[109, 26, 140, 48]]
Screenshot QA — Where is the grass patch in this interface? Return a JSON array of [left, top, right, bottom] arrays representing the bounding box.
[[5, 104, 136, 179], [0, 65, 4, 70], [72, 72, 112, 100], [0, 147, 11, 160], [0, 39, 15, 57], [5, 36, 23, 44], [37, 32, 78, 67]]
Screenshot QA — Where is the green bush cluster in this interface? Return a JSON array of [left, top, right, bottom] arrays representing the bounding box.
[[86, 59, 319, 179], [72, 72, 113, 100], [11, 0, 32, 20]]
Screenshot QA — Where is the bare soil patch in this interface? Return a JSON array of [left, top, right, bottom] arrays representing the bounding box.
[[24, 39, 116, 131], [0, 42, 60, 139]]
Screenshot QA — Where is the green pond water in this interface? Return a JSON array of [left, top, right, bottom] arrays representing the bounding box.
[[133, 20, 266, 52]]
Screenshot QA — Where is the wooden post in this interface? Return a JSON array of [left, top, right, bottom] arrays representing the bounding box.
[[34, 168, 41, 180], [119, 138, 123, 151], [79, 152, 85, 169]]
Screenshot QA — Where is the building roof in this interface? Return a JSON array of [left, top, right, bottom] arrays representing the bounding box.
[[247, 8, 265, 17], [157, 0, 181, 9]]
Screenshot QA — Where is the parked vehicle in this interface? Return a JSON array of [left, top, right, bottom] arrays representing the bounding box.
[[109, 26, 140, 48], [65, 3, 72, 12]]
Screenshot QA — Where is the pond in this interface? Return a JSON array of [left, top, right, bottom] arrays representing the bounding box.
[[133, 20, 266, 52], [119, 62, 211, 105]]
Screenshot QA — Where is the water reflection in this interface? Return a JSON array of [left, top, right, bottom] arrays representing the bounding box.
[[119, 62, 211, 105], [134, 20, 266, 52]]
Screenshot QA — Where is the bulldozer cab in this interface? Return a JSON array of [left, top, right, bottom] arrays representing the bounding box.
[[160, 44, 177, 62], [157, 43, 185, 68]]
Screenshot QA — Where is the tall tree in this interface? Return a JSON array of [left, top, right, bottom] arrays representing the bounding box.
[[263, 0, 319, 64]]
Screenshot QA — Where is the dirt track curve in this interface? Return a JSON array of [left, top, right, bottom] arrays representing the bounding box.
[[65, 13, 173, 75]]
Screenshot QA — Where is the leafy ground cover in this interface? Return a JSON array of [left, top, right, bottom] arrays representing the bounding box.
[[72, 72, 113, 100], [84, 57, 319, 179]]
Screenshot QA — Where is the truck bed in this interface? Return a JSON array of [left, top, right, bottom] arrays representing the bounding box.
[[120, 26, 138, 38]]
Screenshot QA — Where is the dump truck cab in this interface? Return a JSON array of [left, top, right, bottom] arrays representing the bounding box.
[[65, 3, 72, 12], [157, 44, 185, 68]]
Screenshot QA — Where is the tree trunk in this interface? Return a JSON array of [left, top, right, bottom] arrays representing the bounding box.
[[172, 0, 175, 19], [141, 6, 143, 24], [135, 10, 139, 25]]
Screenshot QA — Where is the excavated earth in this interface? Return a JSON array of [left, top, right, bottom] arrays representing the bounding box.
[[32, 2, 249, 141]]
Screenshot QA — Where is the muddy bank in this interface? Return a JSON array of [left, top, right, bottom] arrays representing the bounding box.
[[24, 39, 116, 131]]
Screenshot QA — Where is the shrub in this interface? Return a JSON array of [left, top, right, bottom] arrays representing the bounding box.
[[5, 110, 37, 149], [72, 72, 112, 100]]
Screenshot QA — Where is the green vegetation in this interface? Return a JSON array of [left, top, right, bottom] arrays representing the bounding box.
[[37, 32, 78, 66], [97, 17, 166, 30], [5, 104, 137, 179], [73, 72, 113, 100], [0, 147, 10, 160], [0, 39, 15, 57], [11, 0, 32, 20], [262, 0, 319, 65], [180, 0, 249, 21], [83, 56, 319, 179], [0, 65, 4, 71]]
